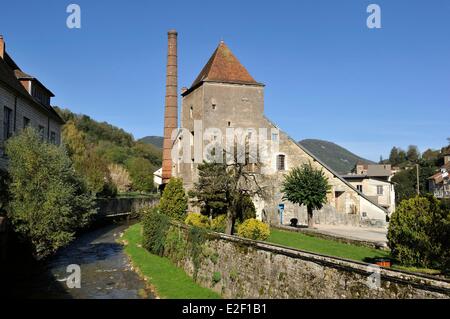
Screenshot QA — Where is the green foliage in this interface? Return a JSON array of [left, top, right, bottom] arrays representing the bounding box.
[[387, 195, 449, 271], [159, 178, 188, 221], [185, 213, 210, 228], [210, 214, 227, 233], [391, 160, 436, 205], [0, 170, 10, 216], [237, 218, 270, 241], [125, 157, 156, 193], [5, 127, 95, 258], [406, 145, 420, 163], [188, 162, 230, 217], [188, 226, 207, 280], [282, 162, 330, 227], [235, 194, 256, 222], [56, 107, 161, 195], [164, 226, 187, 263], [142, 207, 170, 256], [212, 271, 221, 285]]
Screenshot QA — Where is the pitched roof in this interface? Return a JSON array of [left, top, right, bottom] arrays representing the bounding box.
[[0, 52, 63, 123], [187, 41, 263, 92]]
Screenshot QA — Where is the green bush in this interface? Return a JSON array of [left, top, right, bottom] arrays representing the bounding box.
[[210, 214, 227, 233], [0, 169, 10, 216], [159, 177, 188, 221], [236, 194, 256, 222], [164, 226, 187, 263], [5, 127, 95, 258], [142, 207, 170, 256], [237, 218, 270, 241], [185, 213, 210, 228], [387, 195, 449, 271]]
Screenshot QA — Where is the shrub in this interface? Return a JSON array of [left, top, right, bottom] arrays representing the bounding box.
[[185, 213, 210, 229], [387, 195, 449, 271], [5, 127, 95, 258], [142, 207, 170, 256], [0, 170, 10, 216], [237, 218, 270, 241], [159, 177, 188, 221], [236, 194, 256, 222], [210, 214, 227, 233]]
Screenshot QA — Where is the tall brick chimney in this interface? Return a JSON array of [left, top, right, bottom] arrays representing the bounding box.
[[0, 35, 5, 59], [162, 30, 178, 185]]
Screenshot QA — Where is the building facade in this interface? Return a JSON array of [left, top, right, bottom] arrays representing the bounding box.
[[342, 164, 396, 214], [172, 41, 389, 228], [429, 155, 450, 199], [0, 36, 64, 169]]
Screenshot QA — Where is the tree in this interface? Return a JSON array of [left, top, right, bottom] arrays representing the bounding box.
[[392, 159, 436, 205], [5, 127, 95, 258], [188, 162, 231, 218], [159, 177, 188, 221], [281, 162, 331, 228], [389, 147, 399, 165], [406, 145, 420, 163], [387, 195, 449, 270], [108, 163, 132, 193], [125, 157, 156, 193], [422, 149, 440, 163]]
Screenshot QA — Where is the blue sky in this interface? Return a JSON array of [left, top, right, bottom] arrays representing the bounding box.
[[1, 0, 449, 161]]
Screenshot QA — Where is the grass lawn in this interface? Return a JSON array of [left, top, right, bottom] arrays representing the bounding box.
[[122, 223, 221, 299], [267, 229, 390, 263]]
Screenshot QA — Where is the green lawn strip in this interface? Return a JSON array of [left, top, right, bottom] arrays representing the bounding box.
[[122, 223, 221, 299], [267, 229, 390, 263]]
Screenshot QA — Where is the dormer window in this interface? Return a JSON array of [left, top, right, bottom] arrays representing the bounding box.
[[31, 84, 50, 106]]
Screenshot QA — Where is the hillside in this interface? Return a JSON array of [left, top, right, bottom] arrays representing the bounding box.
[[139, 136, 164, 149], [55, 107, 162, 194], [299, 139, 374, 174]]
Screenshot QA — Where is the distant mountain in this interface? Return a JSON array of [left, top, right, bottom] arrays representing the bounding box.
[[299, 139, 374, 174], [139, 136, 163, 149]]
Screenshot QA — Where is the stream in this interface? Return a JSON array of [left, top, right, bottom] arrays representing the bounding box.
[[12, 220, 154, 299]]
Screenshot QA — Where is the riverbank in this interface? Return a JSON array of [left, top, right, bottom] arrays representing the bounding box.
[[121, 223, 221, 299], [6, 221, 154, 299]]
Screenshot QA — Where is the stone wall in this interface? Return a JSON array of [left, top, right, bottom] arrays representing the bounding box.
[[95, 196, 159, 218], [166, 225, 450, 299]]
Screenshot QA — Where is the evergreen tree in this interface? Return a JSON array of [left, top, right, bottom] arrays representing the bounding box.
[[159, 177, 188, 221]]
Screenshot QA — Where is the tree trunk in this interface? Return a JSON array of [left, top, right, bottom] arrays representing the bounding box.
[[225, 211, 234, 235], [307, 206, 314, 228]]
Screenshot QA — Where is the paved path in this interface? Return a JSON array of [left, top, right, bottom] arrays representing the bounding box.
[[314, 224, 388, 245]]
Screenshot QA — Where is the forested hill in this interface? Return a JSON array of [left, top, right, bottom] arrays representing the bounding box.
[[299, 139, 374, 174], [138, 136, 164, 149], [55, 107, 162, 194]]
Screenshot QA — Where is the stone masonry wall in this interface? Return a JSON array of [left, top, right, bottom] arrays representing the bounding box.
[[168, 225, 450, 299]]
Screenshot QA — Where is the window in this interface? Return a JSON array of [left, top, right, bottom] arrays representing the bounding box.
[[23, 117, 30, 129], [272, 133, 279, 142], [377, 185, 384, 195], [50, 131, 56, 144], [357, 185, 363, 192], [38, 125, 45, 140], [227, 121, 231, 127], [276, 154, 286, 171], [189, 106, 193, 119], [3, 106, 13, 140]]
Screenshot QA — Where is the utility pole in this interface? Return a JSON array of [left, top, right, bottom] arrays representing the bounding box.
[[416, 164, 420, 195]]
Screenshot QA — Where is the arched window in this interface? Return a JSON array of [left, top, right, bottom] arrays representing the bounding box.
[[276, 154, 286, 171]]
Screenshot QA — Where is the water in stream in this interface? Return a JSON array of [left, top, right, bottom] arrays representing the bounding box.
[[11, 221, 155, 299]]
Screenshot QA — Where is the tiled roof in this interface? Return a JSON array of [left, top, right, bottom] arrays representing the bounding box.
[[0, 52, 63, 123], [190, 41, 262, 89]]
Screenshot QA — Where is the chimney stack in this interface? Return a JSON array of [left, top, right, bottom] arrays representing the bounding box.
[[162, 30, 178, 185], [0, 36, 5, 59]]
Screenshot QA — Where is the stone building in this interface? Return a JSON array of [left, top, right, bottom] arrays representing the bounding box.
[[0, 36, 64, 169], [342, 163, 396, 214], [167, 35, 388, 227], [428, 155, 450, 199]]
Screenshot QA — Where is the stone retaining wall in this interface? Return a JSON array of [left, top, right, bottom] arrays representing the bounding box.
[[167, 225, 450, 299]]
